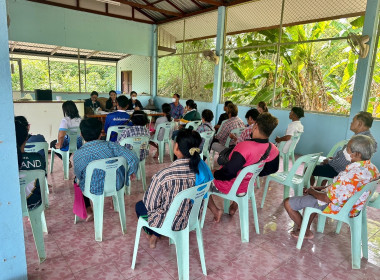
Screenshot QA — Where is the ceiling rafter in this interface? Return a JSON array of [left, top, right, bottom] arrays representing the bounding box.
[[86, 50, 100, 58], [50, 46, 61, 55], [165, 0, 185, 14], [113, 0, 182, 16], [197, 0, 222, 6], [190, 0, 203, 9]]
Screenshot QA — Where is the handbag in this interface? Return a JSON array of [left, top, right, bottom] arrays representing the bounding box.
[[217, 142, 272, 166], [73, 182, 87, 219]]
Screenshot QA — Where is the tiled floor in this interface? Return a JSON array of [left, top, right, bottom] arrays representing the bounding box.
[[24, 150, 380, 280]]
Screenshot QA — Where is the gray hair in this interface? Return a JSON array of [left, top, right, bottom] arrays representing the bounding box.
[[350, 135, 376, 160]]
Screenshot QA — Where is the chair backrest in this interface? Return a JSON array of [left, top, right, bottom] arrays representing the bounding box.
[[326, 139, 349, 158], [216, 119, 227, 136], [228, 162, 265, 195], [278, 132, 302, 155], [19, 170, 46, 216], [24, 142, 49, 173], [151, 122, 173, 143], [200, 130, 215, 157], [84, 157, 128, 197], [119, 136, 150, 159], [225, 126, 246, 147], [160, 181, 212, 231], [106, 125, 129, 141], [284, 152, 322, 185], [185, 120, 202, 130], [67, 128, 81, 153]]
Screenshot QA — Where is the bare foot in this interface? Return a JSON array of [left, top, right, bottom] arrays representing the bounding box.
[[69, 161, 73, 169], [86, 213, 94, 222], [213, 209, 223, 223], [290, 229, 314, 240], [229, 202, 238, 216], [153, 152, 159, 159], [149, 235, 158, 249]]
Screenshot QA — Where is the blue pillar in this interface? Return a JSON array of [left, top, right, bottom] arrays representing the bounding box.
[[346, 0, 380, 138], [212, 6, 226, 121], [152, 24, 158, 99], [0, 0, 28, 278]]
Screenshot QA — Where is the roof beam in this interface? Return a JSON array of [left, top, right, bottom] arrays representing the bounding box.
[[196, 0, 222, 6], [190, 0, 203, 8], [165, 0, 185, 14], [11, 42, 17, 52], [114, 0, 182, 16], [86, 50, 100, 59], [50, 46, 61, 55]]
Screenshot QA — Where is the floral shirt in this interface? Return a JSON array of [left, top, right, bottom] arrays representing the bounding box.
[[237, 124, 253, 144], [320, 160, 379, 217]]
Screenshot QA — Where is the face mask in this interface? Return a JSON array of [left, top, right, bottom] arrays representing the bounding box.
[[343, 148, 352, 162], [172, 98, 176, 103], [132, 97, 137, 100]]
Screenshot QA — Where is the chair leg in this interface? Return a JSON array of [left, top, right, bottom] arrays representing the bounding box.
[[238, 199, 249, 243], [250, 193, 260, 235], [256, 176, 261, 189], [41, 211, 48, 233], [116, 191, 127, 235], [49, 150, 55, 173], [131, 222, 143, 269], [316, 215, 326, 233], [260, 178, 271, 208], [283, 186, 290, 200], [168, 141, 174, 162], [200, 195, 210, 228], [62, 152, 69, 180], [362, 209, 369, 259], [74, 214, 79, 224], [349, 218, 362, 269], [158, 142, 164, 163], [223, 199, 229, 214], [140, 160, 146, 191], [284, 155, 289, 172], [93, 197, 105, 242], [296, 208, 314, 250], [195, 223, 207, 276], [29, 210, 46, 263], [175, 233, 190, 280], [336, 221, 343, 234], [44, 179, 49, 208]]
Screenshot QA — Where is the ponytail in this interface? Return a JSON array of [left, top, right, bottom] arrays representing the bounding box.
[[186, 99, 197, 111], [176, 129, 202, 174], [162, 103, 172, 122]]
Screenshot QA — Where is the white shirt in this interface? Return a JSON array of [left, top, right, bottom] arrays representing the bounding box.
[[282, 120, 303, 153], [59, 116, 81, 131]]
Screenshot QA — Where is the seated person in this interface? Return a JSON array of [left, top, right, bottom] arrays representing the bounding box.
[[15, 121, 45, 210], [284, 135, 379, 240], [136, 129, 213, 248], [104, 95, 132, 142], [215, 101, 232, 131], [73, 118, 139, 221], [150, 103, 173, 158], [127, 91, 143, 110], [257, 101, 269, 114], [145, 98, 157, 111], [106, 90, 118, 111], [211, 103, 245, 153], [170, 93, 184, 120], [84, 91, 101, 115], [15, 116, 46, 157], [275, 107, 304, 154], [117, 110, 150, 161], [312, 111, 377, 182], [196, 109, 214, 151], [207, 113, 280, 222], [171, 99, 201, 140], [229, 108, 259, 144]]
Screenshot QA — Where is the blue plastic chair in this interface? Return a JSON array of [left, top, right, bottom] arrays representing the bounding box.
[[151, 122, 174, 163], [199, 130, 215, 169], [74, 157, 128, 242], [19, 170, 48, 263], [25, 142, 49, 207], [185, 120, 202, 130], [296, 179, 380, 269], [119, 136, 150, 192], [201, 163, 264, 243], [50, 128, 80, 180], [277, 132, 302, 171], [131, 181, 212, 280], [261, 153, 321, 208], [106, 125, 129, 141]]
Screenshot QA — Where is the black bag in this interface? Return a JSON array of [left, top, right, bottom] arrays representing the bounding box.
[[217, 142, 272, 166]]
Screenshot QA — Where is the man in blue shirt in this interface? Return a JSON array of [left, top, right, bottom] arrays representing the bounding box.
[[169, 93, 184, 120], [104, 95, 132, 142]]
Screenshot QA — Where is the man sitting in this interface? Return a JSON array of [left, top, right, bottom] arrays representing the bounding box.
[[312, 111, 377, 182], [229, 108, 259, 144], [284, 135, 379, 239], [104, 95, 132, 142], [15, 116, 46, 157], [73, 118, 139, 220], [215, 100, 232, 131], [170, 93, 184, 121]]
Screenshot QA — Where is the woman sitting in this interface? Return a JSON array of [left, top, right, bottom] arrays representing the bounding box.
[[172, 99, 201, 140], [149, 103, 172, 158], [136, 129, 213, 248], [257, 101, 269, 114], [106, 90, 118, 111]]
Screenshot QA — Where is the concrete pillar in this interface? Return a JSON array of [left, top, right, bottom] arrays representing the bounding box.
[[152, 24, 158, 99]]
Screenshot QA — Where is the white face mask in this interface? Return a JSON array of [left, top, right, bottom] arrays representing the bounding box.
[[132, 97, 137, 100], [172, 98, 176, 103], [343, 148, 352, 162]]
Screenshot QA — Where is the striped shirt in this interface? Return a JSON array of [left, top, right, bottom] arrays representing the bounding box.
[[117, 125, 150, 161], [143, 159, 196, 230], [237, 124, 253, 144], [215, 116, 245, 146], [196, 122, 214, 151]]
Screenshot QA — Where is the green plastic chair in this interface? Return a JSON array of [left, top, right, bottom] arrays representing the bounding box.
[[277, 132, 302, 171], [119, 136, 150, 192], [261, 153, 321, 208], [25, 142, 49, 207], [201, 163, 265, 243], [151, 121, 174, 163], [199, 130, 215, 169], [106, 125, 129, 141], [19, 170, 48, 263], [185, 120, 202, 130], [131, 181, 212, 280], [74, 157, 128, 242], [50, 128, 80, 180], [296, 179, 380, 269], [316, 139, 349, 186]]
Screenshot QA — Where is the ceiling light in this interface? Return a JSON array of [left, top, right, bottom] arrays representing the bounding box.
[[96, 0, 121, 6]]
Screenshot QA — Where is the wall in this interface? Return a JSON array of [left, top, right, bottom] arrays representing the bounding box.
[[7, 0, 153, 56]]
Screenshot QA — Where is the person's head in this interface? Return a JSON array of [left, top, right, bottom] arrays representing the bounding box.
[[116, 95, 129, 110], [245, 108, 260, 125], [345, 135, 376, 162], [130, 91, 137, 101], [131, 110, 149, 126], [289, 107, 304, 121], [185, 99, 197, 111], [15, 116, 30, 132], [109, 90, 117, 101], [80, 118, 102, 142], [253, 112, 279, 138], [257, 101, 268, 114], [224, 101, 233, 112], [15, 120, 29, 168], [202, 109, 214, 123], [227, 103, 238, 118], [62, 101, 80, 119], [172, 93, 180, 103], [350, 111, 374, 134], [162, 103, 172, 122], [174, 129, 202, 173], [90, 91, 98, 102]]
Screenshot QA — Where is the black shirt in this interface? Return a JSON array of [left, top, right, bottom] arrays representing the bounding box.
[[84, 99, 101, 111], [127, 99, 143, 110]]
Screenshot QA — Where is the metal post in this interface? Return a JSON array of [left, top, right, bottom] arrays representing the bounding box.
[[152, 24, 158, 98]]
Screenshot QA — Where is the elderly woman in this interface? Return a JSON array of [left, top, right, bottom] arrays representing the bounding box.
[[284, 135, 379, 240]]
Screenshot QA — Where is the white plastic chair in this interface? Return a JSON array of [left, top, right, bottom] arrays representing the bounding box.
[[199, 130, 215, 168], [277, 132, 302, 171], [106, 125, 129, 141], [151, 122, 174, 163], [185, 120, 202, 130]]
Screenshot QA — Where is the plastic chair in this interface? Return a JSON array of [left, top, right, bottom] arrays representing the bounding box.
[[261, 153, 321, 208], [106, 125, 129, 141], [74, 157, 128, 242], [199, 130, 215, 168], [225, 126, 246, 147], [151, 122, 174, 163], [19, 170, 48, 263], [25, 142, 49, 207], [185, 120, 202, 130], [50, 128, 80, 180], [201, 163, 264, 243], [119, 136, 150, 192], [131, 181, 212, 280], [277, 132, 302, 171], [296, 179, 380, 269]]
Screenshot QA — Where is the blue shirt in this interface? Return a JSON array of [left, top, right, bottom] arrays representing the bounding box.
[[104, 110, 132, 142], [73, 140, 139, 195], [170, 103, 184, 120]]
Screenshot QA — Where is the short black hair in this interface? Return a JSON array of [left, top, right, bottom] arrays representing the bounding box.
[[227, 103, 238, 117], [130, 91, 137, 96], [202, 109, 214, 123], [256, 113, 278, 137], [291, 107, 304, 119], [15, 116, 29, 127], [245, 109, 259, 121], [224, 100, 233, 107], [15, 120, 28, 148], [131, 110, 149, 126], [109, 90, 116, 95], [91, 91, 98, 96], [80, 118, 102, 141], [117, 95, 129, 109], [356, 111, 374, 128], [62, 101, 80, 119], [173, 93, 180, 99]]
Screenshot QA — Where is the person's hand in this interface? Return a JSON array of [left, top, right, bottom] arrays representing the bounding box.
[[212, 169, 218, 175], [174, 119, 180, 122], [135, 106, 140, 110], [322, 159, 329, 165], [130, 174, 136, 180], [229, 133, 237, 140], [275, 136, 281, 143], [55, 142, 62, 149]]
